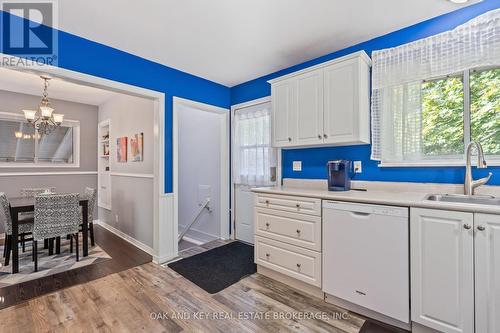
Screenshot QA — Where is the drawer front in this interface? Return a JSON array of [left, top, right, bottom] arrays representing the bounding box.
[[256, 193, 321, 216], [255, 208, 321, 251], [255, 236, 321, 287]]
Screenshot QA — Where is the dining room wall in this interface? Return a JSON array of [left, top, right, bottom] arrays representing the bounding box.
[[0, 89, 98, 233], [97, 94, 155, 249]]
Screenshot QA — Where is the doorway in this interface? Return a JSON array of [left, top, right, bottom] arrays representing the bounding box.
[[173, 97, 230, 252], [231, 97, 278, 244]]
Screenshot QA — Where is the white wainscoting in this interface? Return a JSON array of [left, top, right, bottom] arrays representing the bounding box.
[[155, 193, 176, 264]]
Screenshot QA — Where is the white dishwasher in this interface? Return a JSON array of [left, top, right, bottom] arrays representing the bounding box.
[[322, 201, 409, 324]]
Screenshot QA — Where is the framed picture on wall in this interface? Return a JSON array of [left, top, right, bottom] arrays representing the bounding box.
[[116, 136, 127, 162], [130, 132, 144, 162]]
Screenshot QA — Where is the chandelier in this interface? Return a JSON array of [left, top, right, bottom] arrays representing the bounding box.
[[22, 76, 64, 135]]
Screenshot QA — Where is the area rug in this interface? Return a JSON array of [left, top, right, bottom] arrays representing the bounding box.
[[0, 238, 111, 287], [168, 241, 256, 294]]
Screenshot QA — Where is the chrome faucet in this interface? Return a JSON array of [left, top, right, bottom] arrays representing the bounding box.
[[464, 141, 492, 195]]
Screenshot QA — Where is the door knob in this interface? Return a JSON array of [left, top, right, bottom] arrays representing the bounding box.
[[477, 225, 485, 231], [464, 224, 472, 230]]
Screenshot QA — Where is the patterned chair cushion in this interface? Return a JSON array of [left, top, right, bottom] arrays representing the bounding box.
[[34, 193, 80, 241], [0, 192, 34, 235], [81, 187, 97, 223]]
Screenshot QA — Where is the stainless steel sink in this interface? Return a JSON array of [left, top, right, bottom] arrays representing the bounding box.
[[425, 194, 500, 206]]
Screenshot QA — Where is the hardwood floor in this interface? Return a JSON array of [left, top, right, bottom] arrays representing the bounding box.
[[0, 239, 406, 333], [0, 225, 151, 310]]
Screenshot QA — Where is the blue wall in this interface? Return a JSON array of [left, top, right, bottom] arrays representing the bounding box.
[[1, 11, 231, 193], [231, 0, 500, 185]]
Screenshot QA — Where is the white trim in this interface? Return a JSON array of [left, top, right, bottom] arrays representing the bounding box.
[[0, 52, 168, 265], [0, 171, 97, 176], [95, 219, 153, 255], [110, 172, 154, 179], [173, 97, 231, 255], [181, 236, 204, 246], [379, 159, 500, 168], [231, 96, 271, 111], [267, 51, 371, 84]]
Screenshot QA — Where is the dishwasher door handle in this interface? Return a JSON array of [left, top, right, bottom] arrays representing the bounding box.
[[349, 211, 371, 217]]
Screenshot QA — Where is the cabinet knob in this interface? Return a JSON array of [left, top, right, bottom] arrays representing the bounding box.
[[265, 253, 270, 258], [296, 229, 301, 235], [323, 134, 328, 139], [288, 137, 292, 142], [318, 135, 322, 139], [265, 222, 270, 228], [296, 203, 300, 208], [296, 263, 301, 269], [464, 224, 472, 230], [477, 225, 486, 231], [265, 200, 269, 204]]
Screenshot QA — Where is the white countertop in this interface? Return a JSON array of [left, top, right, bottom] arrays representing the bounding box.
[[252, 186, 500, 214]]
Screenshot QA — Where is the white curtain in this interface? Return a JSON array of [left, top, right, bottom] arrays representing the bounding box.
[[233, 101, 276, 186], [371, 9, 500, 162]]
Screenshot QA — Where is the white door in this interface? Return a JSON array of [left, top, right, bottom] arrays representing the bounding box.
[[410, 208, 474, 333], [271, 79, 296, 147], [295, 69, 324, 146], [323, 58, 358, 144], [475, 213, 500, 333], [234, 185, 255, 244], [232, 100, 276, 244]]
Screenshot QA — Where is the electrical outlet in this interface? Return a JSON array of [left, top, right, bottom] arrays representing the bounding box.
[[353, 161, 362, 173], [292, 161, 302, 171], [115, 215, 119, 223]]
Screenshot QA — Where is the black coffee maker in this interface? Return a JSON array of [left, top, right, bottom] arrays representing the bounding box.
[[327, 160, 352, 191]]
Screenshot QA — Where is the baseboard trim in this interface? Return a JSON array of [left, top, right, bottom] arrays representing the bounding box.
[[181, 236, 204, 245], [95, 220, 154, 256]]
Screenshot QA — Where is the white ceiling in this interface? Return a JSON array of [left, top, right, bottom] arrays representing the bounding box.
[[55, 0, 478, 87], [0, 68, 120, 105]]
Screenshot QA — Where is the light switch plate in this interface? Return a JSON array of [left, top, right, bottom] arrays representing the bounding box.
[[354, 161, 362, 173], [292, 161, 302, 172]]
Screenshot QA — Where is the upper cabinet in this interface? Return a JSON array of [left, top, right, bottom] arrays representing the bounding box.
[[269, 51, 371, 148]]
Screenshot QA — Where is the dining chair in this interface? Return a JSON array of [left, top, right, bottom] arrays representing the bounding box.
[[19, 187, 56, 253], [33, 193, 81, 272], [21, 187, 56, 197], [0, 193, 35, 266], [84, 187, 97, 246]]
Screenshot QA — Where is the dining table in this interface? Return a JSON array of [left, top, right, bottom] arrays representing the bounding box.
[[7, 194, 90, 274]]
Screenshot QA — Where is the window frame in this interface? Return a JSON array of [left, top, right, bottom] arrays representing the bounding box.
[[0, 111, 80, 168], [379, 66, 500, 167]]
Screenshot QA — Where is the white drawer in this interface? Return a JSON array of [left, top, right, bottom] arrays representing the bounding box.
[[255, 236, 321, 287], [255, 208, 321, 251], [256, 193, 321, 216]]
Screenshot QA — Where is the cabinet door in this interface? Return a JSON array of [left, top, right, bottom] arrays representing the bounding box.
[[323, 58, 369, 145], [295, 69, 324, 146], [271, 79, 296, 147], [410, 208, 474, 333], [475, 213, 500, 333]]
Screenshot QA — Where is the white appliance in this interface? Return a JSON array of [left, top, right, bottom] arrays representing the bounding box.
[[322, 201, 409, 325]]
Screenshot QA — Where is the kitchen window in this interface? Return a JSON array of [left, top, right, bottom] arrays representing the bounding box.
[[371, 9, 500, 166], [0, 112, 80, 167]]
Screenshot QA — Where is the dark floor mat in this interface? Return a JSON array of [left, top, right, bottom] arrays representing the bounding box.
[[168, 241, 256, 294]]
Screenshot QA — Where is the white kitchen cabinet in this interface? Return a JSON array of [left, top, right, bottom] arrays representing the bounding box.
[[271, 78, 296, 147], [269, 51, 370, 148], [410, 208, 475, 333], [295, 69, 324, 146], [475, 213, 500, 333], [323, 57, 369, 145]]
